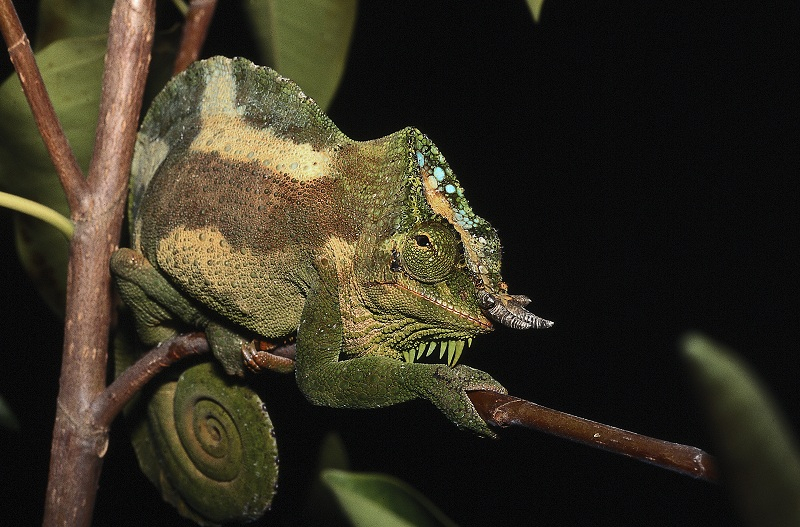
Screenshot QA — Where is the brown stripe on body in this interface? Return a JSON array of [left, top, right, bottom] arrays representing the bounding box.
[[138, 150, 357, 260]]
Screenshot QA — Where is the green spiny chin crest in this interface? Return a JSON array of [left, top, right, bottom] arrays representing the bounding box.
[[385, 271, 490, 367], [358, 263, 490, 367], [402, 337, 474, 367]]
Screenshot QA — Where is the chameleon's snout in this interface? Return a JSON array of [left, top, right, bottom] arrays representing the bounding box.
[[478, 291, 554, 330]]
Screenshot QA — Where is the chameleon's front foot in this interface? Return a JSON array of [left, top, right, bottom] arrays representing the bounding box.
[[407, 364, 506, 438]]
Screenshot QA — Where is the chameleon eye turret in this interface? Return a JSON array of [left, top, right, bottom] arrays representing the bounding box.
[[397, 222, 459, 283]]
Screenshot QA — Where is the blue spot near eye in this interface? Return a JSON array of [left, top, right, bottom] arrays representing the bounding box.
[[434, 166, 445, 181], [445, 184, 456, 194], [416, 151, 425, 167]]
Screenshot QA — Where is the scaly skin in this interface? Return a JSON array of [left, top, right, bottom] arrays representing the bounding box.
[[112, 56, 552, 524]]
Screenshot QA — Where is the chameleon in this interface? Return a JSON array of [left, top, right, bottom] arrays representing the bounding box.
[[111, 56, 552, 525]]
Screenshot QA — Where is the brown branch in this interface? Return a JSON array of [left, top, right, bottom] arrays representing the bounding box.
[[172, 0, 217, 75], [91, 332, 210, 427], [469, 390, 718, 482], [0, 0, 86, 212], [86, 0, 155, 202], [41, 1, 155, 526]]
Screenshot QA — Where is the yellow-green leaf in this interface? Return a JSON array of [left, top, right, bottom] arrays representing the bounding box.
[[321, 469, 458, 527], [683, 333, 800, 527], [0, 35, 106, 315], [243, 0, 357, 110], [526, 0, 545, 22]]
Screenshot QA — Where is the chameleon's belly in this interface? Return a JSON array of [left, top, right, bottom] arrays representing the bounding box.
[[134, 149, 349, 338]]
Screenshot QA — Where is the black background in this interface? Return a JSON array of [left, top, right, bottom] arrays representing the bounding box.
[[1, 1, 798, 526]]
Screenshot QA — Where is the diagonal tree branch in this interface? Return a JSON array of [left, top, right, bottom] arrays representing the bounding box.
[[97, 330, 718, 485], [0, 0, 87, 212], [91, 332, 210, 427], [468, 389, 718, 482]]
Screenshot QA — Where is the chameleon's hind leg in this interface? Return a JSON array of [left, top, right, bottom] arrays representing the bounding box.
[[112, 248, 253, 376]]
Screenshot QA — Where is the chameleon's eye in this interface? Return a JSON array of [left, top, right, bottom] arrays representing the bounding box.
[[399, 223, 459, 283], [415, 234, 431, 247]]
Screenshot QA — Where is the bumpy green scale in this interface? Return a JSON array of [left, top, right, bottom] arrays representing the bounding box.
[[112, 56, 551, 525]]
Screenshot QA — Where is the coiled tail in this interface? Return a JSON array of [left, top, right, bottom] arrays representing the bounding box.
[[130, 360, 278, 526]]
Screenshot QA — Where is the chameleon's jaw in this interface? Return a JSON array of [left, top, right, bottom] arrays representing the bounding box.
[[398, 292, 553, 366], [478, 291, 554, 330], [361, 279, 490, 367], [391, 280, 493, 330], [389, 281, 490, 367], [401, 338, 473, 367]]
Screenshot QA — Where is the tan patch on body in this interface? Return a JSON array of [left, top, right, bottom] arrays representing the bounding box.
[[190, 114, 332, 182], [155, 226, 305, 339]]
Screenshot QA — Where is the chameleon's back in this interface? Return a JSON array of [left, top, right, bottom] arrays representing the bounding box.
[[130, 57, 355, 253], [128, 57, 372, 335]]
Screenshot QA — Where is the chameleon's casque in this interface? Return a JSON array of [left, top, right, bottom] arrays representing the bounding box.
[[112, 56, 551, 525]]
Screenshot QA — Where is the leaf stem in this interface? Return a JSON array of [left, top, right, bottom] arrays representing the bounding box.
[[0, 191, 74, 238]]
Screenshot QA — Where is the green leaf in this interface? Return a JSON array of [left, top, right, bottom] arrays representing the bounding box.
[[0, 35, 107, 315], [243, 0, 358, 110], [300, 433, 352, 525], [0, 394, 20, 432], [35, 0, 114, 49], [525, 0, 545, 22], [683, 333, 800, 527], [318, 431, 351, 472], [321, 469, 458, 527]]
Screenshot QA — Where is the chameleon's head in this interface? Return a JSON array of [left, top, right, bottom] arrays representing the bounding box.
[[357, 129, 552, 365]]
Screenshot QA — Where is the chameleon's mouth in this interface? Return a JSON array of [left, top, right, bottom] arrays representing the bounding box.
[[399, 293, 553, 367], [402, 338, 472, 367], [389, 280, 493, 330]]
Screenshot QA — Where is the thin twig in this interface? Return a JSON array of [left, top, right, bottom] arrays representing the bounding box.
[[0, 0, 86, 212], [469, 390, 718, 482], [91, 332, 210, 427], [172, 0, 217, 74]]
